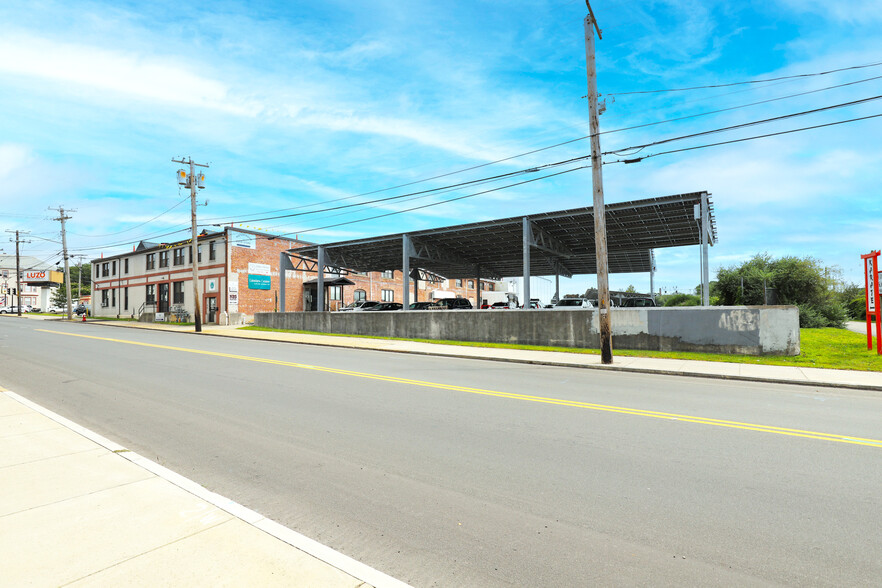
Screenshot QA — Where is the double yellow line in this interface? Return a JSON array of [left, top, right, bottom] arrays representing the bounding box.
[[39, 329, 882, 449]]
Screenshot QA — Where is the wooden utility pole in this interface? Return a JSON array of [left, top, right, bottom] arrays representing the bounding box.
[[584, 1, 613, 364], [6, 229, 30, 316], [172, 157, 209, 333], [49, 207, 75, 319]]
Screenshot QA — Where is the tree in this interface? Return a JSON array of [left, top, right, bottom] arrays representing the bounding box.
[[712, 254, 846, 328], [52, 263, 92, 306]]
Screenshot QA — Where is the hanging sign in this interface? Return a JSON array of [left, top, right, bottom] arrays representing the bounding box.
[[861, 250, 881, 354]]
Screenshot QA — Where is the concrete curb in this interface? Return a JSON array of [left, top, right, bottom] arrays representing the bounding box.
[[3, 389, 412, 588], [76, 318, 882, 393]]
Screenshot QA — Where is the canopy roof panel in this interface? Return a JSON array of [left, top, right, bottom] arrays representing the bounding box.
[[288, 192, 715, 279]]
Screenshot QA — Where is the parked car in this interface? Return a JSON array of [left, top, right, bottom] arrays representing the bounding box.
[[409, 301, 439, 310], [490, 301, 512, 310], [364, 302, 403, 311], [521, 299, 542, 309], [46, 305, 66, 313], [552, 298, 594, 309], [0, 305, 28, 314], [433, 298, 473, 310], [621, 297, 657, 307], [74, 304, 90, 316], [339, 300, 380, 311]]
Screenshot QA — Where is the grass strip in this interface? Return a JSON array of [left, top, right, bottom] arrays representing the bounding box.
[[240, 326, 881, 373]]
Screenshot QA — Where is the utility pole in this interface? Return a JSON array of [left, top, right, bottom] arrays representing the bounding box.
[[50, 207, 75, 320], [6, 230, 31, 316], [172, 157, 208, 333], [584, 1, 613, 364], [73, 255, 86, 304]]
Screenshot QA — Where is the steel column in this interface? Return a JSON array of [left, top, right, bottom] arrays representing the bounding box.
[[522, 217, 531, 309], [316, 246, 325, 312], [701, 193, 710, 306], [402, 235, 410, 311]]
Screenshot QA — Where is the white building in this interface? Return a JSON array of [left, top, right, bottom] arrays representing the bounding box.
[[0, 255, 59, 310]]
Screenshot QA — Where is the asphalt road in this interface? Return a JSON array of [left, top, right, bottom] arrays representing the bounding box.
[[3, 318, 882, 586]]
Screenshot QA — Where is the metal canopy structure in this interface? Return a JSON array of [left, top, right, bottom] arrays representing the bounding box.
[[282, 191, 716, 311]]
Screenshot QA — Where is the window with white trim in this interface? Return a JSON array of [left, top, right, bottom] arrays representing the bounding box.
[[381, 289, 394, 302]]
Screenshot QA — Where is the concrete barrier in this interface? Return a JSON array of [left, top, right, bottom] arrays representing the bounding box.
[[255, 306, 800, 356]]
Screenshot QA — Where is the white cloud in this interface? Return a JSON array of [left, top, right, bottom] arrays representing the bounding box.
[[775, 0, 882, 24], [0, 34, 263, 117]]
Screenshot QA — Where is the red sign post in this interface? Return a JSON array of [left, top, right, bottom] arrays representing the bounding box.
[[861, 250, 881, 354]]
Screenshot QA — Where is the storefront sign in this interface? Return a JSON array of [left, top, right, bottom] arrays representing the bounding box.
[[21, 270, 63, 283], [248, 262, 271, 275], [206, 278, 218, 293], [248, 275, 271, 290]]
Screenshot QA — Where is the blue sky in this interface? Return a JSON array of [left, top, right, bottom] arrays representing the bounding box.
[[0, 0, 879, 296]]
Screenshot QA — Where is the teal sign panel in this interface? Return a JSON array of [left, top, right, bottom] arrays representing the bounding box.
[[248, 274, 271, 290]]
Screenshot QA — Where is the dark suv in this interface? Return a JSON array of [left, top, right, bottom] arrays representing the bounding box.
[[621, 297, 656, 307], [434, 298, 473, 310]]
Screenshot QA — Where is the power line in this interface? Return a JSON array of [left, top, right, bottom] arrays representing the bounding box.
[[611, 112, 882, 164], [271, 165, 590, 239], [223, 93, 881, 231], [68, 195, 190, 238], [202, 73, 882, 228], [605, 94, 882, 156], [605, 59, 882, 97], [250, 111, 881, 240]]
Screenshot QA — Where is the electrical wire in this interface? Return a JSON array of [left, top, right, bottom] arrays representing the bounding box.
[[203, 73, 882, 228], [610, 112, 882, 164], [67, 196, 191, 238], [605, 94, 882, 156], [605, 60, 882, 97], [269, 165, 590, 239]]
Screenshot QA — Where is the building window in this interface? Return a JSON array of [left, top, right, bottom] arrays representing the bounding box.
[[381, 270, 394, 279], [329, 285, 342, 301], [159, 250, 169, 268], [209, 241, 216, 261], [173, 248, 185, 266], [112, 260, 117, 275], [468, 280, 475, 289], [456, 279, 463, 287], [102, 262, 109, 277], [188, 245, 203, 264], [101, 289, 109, 307], [354, 289, 366, 301], [173, 281, 185, 304], [146, 284, 155, 305], [124, 287, 129, 310], [381, 289, 394, 302], [111, 288, 116, 307], [146, 253, 155, 270], [124, 258, 129, 274]]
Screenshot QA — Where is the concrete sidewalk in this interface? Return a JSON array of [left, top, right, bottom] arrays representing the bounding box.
[[0, 387, 409, 587]]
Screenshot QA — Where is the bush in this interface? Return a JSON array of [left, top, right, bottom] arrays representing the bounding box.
[[817, 301, 847, 329], [797, 304, 828, 328], [663, 293, 701, 307], [847, 296, 867, 321]]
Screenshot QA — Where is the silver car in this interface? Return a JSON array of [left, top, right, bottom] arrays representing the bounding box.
[[552, 298, 594, 309]]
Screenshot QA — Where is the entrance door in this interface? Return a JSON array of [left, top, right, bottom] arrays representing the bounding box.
[[207, 296, 217, 323], [158, 283, 169, 313]]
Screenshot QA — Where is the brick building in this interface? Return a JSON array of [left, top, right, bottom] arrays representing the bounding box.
[[91, 227, 499, 323]]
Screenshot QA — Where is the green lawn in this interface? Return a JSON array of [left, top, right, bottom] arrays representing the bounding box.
[[241, 326, 882, 373]]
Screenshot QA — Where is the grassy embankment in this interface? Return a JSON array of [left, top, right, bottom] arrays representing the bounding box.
[[242, 326, 882, 373]]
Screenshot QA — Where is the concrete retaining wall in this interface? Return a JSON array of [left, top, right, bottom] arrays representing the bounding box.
[[255, 306, 800, 356]]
